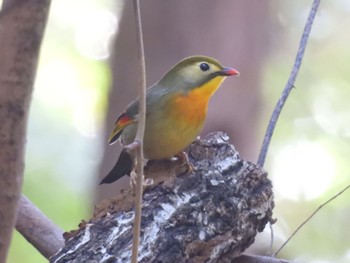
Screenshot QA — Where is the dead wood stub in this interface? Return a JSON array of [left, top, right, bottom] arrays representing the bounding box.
[[51, 132, 274, 263]]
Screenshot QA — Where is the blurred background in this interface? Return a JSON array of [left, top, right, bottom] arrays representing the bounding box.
[[6, 0, 350, 262]]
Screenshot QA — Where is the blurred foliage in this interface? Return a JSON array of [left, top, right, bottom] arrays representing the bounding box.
[[6, 0, 350, 263], [262, 1, 350, 262]]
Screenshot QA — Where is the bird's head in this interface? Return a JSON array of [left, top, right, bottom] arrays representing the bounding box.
[[158, 56, 239, 93]]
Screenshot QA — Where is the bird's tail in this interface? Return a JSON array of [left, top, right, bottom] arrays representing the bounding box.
[[100, 148, 134, 184]]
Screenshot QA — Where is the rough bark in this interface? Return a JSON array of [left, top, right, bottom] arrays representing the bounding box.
[[52, 132, 274, 263], [0, 0, 51, 261]]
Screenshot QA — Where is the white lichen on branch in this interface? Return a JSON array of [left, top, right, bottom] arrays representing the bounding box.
[[51, 132, 274, 263]]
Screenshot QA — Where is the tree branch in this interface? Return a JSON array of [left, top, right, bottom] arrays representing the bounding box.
[[0, 0, 51, 261], [50, 132, 276, 263], [16, 195, 64, 259], [257, 0, 321, 167]]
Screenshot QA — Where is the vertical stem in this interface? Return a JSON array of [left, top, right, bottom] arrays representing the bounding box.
[[131, 0, 146, 262], [257, 0, 321, 167]]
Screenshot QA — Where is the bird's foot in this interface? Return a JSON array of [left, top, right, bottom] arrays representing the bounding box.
[[129, 170, 138, 189], [174, 151, 194, 174], [130, 170, 153, 191]]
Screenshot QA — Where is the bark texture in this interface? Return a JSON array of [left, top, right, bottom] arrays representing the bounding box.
[[52, 132, 274, 263], [0, 0, 51, 261]]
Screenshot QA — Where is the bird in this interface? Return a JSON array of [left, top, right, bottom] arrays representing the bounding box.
[[100, 56, 239, 184]]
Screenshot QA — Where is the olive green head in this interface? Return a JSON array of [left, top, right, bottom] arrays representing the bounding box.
[[158, 56, 239, 92]]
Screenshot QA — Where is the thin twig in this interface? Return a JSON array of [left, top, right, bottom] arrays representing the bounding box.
[[131, 0, 146, 262], [274, 183, 350, 256], [257, 0, 321, 167], [257, 0, 321, 255]]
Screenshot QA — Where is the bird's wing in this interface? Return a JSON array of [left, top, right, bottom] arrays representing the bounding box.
[[108, 83, 171, 145], [100, 148, 134, 184], [108, 111, 136, 144]]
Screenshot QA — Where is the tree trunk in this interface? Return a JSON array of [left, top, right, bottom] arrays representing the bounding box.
[[0, 1, 51, 261]]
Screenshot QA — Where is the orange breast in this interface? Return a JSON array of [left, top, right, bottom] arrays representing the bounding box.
[[142, 76, 226, 159], [169, 76, 226, 125]]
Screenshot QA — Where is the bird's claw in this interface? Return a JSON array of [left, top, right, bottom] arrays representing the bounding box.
[[174, 151, 194, 174], [130, 170, 137, 189], [130, 170, 153, 191]]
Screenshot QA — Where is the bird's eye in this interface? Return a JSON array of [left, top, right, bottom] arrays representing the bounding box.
[[199, 63, 210, 72]]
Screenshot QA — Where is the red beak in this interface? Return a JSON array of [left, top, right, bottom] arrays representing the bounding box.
[[217, 67, 240, 76]]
